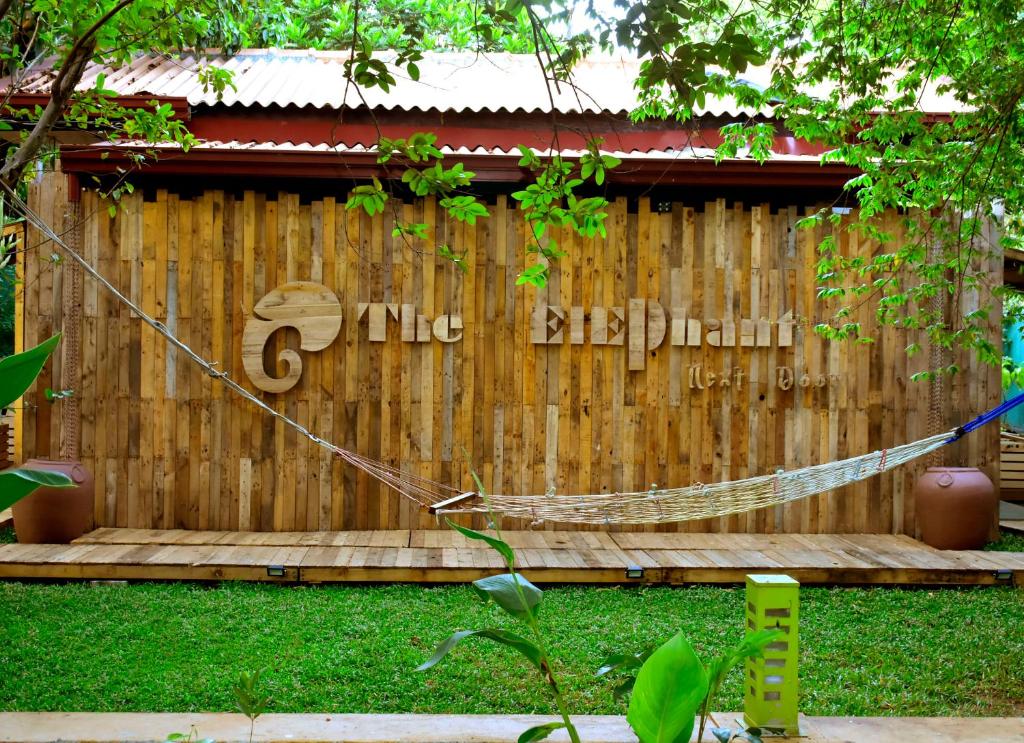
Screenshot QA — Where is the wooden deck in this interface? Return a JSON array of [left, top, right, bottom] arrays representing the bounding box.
[[1000, 500, 1024, 534], [1, 712, 1021, 743], [0, 528, 1021, 585]]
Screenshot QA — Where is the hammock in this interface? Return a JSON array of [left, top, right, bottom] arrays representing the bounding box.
[[7, 183, 1017, 528], [427, 393, 1018, 525], [429, 431, 953, 525]]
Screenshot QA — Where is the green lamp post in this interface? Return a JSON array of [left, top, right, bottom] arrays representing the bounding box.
[[743, 574, 801, 736]]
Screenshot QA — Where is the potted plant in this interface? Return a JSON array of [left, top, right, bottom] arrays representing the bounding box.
[[0, 333, 83, 541]]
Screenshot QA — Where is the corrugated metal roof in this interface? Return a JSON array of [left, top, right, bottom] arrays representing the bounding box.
[[7, 49, 771, 116], [8, 48, 961, 120]]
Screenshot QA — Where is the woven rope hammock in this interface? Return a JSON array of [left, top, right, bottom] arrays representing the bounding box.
[[430, 391, 1021, 525], [430, 431, 953, 525], [8, 183, 1017, 528]]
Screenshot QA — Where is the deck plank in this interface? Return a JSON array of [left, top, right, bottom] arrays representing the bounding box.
[[1, 529, 1021, 586]]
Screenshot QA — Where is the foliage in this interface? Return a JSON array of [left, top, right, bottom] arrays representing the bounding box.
[[0, 334, 73, 510], [166, 728, 213, 743], [596, 645, 654, 701], [201, 0, 536, 54], [343, 0, 1024, 369], [233, 669, 271, 743], [0, 333, 61, 409], [984, 530, 1024, 552], [4, 0, 1024, 372], [418, 514, 581, 743], [603, 629, 779, 743], [0, 262, 13, 358], [1002, 288, 1024, 389], [511, 143, 619, 287], [0, 0, 532, 204], [0, 0, 243, 197], [233, 669, 271, 721], [626, 631, 709, 743]]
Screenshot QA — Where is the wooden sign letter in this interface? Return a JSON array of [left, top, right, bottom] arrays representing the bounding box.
[[357, 302, 399, 342], [570, 306, 585, 344], [433, 314, 464, 343], [740, 318, 756, 347], [647, 299, 666, 351], [776, 366, 794, 390], [670, 306, 687, 346], [628, 298, 646, 370], [705, 319, 722, 347], [242, 281, 342, 393], [778, 311, 794, 347], [591, 306, 624, 346], [531, 305, 565, 344], [592, 306, 608, 345]]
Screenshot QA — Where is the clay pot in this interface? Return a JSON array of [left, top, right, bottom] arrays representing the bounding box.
[[11, 459, 94, 544], [914, 467, 996, 550]]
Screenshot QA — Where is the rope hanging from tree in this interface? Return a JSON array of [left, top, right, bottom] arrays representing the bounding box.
[[6, 182, 1016, 527]]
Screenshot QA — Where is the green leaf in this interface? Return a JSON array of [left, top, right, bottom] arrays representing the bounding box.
[[445, 518, 515, 565], [472, 573, 542, 620], [416, 628, 543, 671], [0, 468, 74, 512], [0, 334, 61, 410], [518, 722, 566, 743], [233, 669, 271, 721], [627, 631, 708, 743]]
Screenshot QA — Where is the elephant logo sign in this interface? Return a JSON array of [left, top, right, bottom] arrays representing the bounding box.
[[242, 282, 342, 393]]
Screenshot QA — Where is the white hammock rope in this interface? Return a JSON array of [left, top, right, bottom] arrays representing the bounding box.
[[5, 183, 965, 526], [434, 431, 953, 524]]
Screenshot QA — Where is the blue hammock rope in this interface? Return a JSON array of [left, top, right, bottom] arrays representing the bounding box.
[[949, 389, 1024, 442]]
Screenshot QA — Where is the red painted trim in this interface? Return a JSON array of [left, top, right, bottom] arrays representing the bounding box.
[[66, 173, 80, 202], [186, 109, 830, 157], [59, 144, 859, 188], [3, 94, 190, 120]]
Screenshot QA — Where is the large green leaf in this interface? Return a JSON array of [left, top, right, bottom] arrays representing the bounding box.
[[416, 628, 543, 671], [445, 518, 515, 565], [472, 572, 543, 620], [517, 722, 566, 743], [0, 334, 61, 410], [627, 631, 709, 743], [0, 467, 73, 511]]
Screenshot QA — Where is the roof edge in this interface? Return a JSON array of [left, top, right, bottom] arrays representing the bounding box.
[[59, 143, 859, 188], [3, 94, 190, 120]]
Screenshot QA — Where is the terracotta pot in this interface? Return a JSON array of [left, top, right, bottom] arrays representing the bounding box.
[[914, 467, 995, 550], [11, 459, 94, 544]]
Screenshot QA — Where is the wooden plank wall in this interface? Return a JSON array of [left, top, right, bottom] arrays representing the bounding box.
[[18, 171, 1002, 534]]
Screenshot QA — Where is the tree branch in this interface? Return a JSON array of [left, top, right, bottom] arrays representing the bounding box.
[[1, 0, 137, 190]]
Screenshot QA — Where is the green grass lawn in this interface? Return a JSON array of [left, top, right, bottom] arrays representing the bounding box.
[[1, 580, 1021, 717], [986, 529, 1024, 551]]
